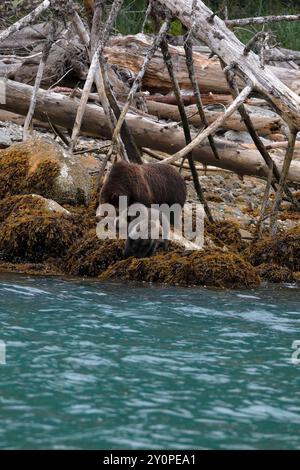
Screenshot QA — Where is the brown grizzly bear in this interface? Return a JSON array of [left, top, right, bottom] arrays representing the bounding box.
[[121, 206, 170, 258], [99, 161, 187, 208]]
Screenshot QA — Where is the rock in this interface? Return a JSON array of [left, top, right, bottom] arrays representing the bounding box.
[[239, 229, 254, 240], [0, 121, 23, 148], [222, 192, 235, 203], [245, 227, 300, 271], [100, 250, 261, 289], [256, 263, 296, 283], [0, 137, 101, 205], [224, 130, 270, 144], [41, 196, 71, 216], [0, 194, 71, 224]]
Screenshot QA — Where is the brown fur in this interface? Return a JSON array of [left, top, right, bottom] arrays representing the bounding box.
[[123, 206, 170, 259], [100, 161, 187, 208]]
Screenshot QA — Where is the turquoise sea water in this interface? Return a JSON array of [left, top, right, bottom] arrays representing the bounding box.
[[0, 274, 299, 450]]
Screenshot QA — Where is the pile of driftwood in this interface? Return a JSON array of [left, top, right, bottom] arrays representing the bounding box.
[[1, 0, 300, 234]]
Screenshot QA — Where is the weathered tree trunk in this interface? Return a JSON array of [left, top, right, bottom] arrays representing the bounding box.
[[156, 0, 300, 130], [146, 93, 234, 106], [146, 101, 283, 135], [1, 79, 300, 181], [104, 35, 300, 97]]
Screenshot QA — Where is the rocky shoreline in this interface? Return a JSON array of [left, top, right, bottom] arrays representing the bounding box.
[[0, 126, 299, 290]]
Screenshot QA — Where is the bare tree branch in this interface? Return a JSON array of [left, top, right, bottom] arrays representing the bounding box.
[[184, 33, 220, 160], [226, 14, 300, 28], [69, 0, 124, 151], [160, 35, 214, 223], [23, 23, 54, 140], [160, 85, 253, 165], [270, 129, 298, 235], [0, 0, 51, 44], [109, 18, 171, 152], [222, 61, 300, 210]]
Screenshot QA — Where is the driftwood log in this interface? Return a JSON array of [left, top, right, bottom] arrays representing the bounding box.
[[157, 1, 300, 130], [1, 79, 300, 182], [104, 34, 300, 96], [145, 101, 283, 135]]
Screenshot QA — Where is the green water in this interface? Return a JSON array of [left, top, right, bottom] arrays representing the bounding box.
[[0, 274, 299, 450]]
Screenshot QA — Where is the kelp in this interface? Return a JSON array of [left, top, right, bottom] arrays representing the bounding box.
[[0, 194, 46, 223], [25, 159, 60, 197], [0, 211, 81, 262], [205, 220, 243, 251], [1, 185, 296, 288], [256, 263, 296, 283], [245, 227, 300, 271], [0, 148, 60, 199], [100, 249, 260, 289], [0, 261, 63, 276], [0, 151, 29, 199], [63, 231, 125, 277]]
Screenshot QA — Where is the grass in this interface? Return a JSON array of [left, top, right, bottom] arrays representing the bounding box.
[[115, 0, 300, 51], [1, 1, 299, 51], [215, 0, 300, 51]]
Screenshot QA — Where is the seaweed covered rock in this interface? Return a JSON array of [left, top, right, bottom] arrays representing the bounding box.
[[100, 249, 260, 289], [246, 227, 300, 271], [205, 220, 243, 251], [63, 231, 125, 277], [191, 251, 260, 288], [99, 251, 190, 285], [0, 194, 70, 223], [256, 263, 296, 283], [0, 210, 82, 262], [0, 137, 101, 204], [0, 261, 63, 276]]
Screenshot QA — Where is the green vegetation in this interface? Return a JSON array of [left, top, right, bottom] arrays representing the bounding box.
[[1, 1, 299, 50], [116, 0, 300, 50]]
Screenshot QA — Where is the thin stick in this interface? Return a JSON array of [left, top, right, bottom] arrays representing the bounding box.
[[0, 0, 51, 43], [70, 10, 115, 133], [69, 53, 99, 150], [90, 1, 105, 53], [256, 161, 273, 239], [109, 19, 171, 150], [160, 36, 214, 223], [265, 141, 300, 150], [91, 0, 141, 162], [71, 6, 137, 162], [96, 146, 114, 193], [0, 52, 43, 61], [270, 129, 297, 235], [70, 2, 130, 163], [184, 34, 219, 160], [23, 26, 54, 140], [98, 55, 142, 162], [265, 54, 300, 63], [223, 61, 300, 211], [142, 147, 204, 171], [141, 1, 152, 34], [71, 10, 90, 44], [46, 114, 70, 146], [73, 144, 110, 155], [226, 14, 300, 28], [243, 32, 266, 56], [69, 0, 124, 151], [160, 85, 252, 165]]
